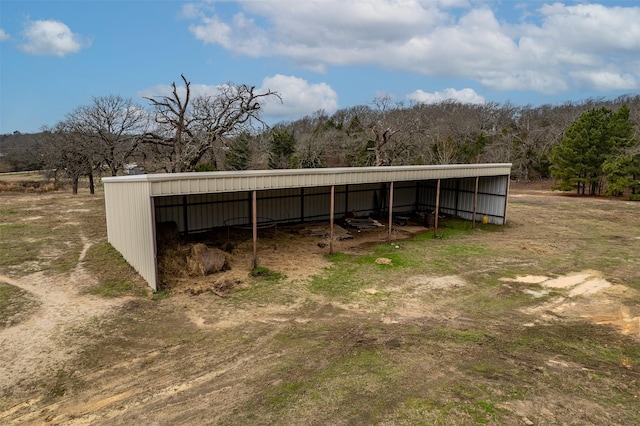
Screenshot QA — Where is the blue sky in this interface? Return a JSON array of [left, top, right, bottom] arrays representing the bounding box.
[[1, 0, 639, 134]]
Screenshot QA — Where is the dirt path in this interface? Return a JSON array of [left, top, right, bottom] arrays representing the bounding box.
[[2, 188, 639, 425], [0, 238, 124, 394]]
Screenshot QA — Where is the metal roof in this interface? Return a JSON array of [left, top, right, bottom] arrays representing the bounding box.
[[103, 163, 512, 196]]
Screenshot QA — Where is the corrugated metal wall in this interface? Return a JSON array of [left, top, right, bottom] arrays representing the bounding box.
[[152, 177, 508, 235], [416, 176, 508, 224], [104, 181, 158, 290]]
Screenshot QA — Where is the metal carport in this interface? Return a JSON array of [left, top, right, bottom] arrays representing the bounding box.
[[103, 164, 511, 290]]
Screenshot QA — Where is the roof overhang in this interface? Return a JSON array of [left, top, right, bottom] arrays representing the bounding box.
[[103, 163, 512, 197]]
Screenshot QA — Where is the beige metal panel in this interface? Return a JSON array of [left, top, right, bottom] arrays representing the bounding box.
[[104, 180, 158, 290], [105, 163, 510, 182], [103, 164, 513, 197]]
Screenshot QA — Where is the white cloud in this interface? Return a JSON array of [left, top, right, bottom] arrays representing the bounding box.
[[0, 29, 10, 41], [569, 70, 637, 91], [184, 0, 640, 95], [180, 2, 204, 19], [259, 74, 339, 120], [407, 88, 485, 104], [19, 19, 90, 56]]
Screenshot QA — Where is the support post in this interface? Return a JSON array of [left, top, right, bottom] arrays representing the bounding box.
[[434, 179, 441, 238], [329, 185, 335, 255], [252, 190, 258, 269], [472, 176, 479, 230], [387, 181, 394, 244]]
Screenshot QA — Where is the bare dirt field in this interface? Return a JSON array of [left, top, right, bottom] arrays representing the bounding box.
[[1, 181, 639, 425]]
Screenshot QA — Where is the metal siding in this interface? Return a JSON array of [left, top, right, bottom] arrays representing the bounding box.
[[188, 192, 251, 231], [102, 164, 511, 196], [477, 176, 509, 224], [335, 187, 347, 217], [104, 181, 158, 290], [438, 184, 459, 216], [103, 166, 512, 290], [259, 189, 299, 222], [304, 187, 332, 221], [347, 183, 379, 216], [156, 196, 184, 232], [392, 181, 417, 212], [455, 183, 476, 221]]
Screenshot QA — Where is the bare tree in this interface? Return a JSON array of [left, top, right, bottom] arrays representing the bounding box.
[[370, 96, 404, 166], [0, 132, 44, 172], [143, 75, 194, 173], [431, 135, 459, 165], [65, 95, 148, 176], [144, 74, 280, 172], [40, 123, 97, 194], [371, 126, 400, 166]]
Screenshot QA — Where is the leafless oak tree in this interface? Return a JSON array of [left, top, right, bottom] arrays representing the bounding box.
[[40, 123, 97, 194], [144, 74, 280, 172], [65, 95, 148, 176]]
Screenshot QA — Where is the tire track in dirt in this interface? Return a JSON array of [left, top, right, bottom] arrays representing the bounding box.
[[0, 237, 126, 400], [5, 324, 287, 424]]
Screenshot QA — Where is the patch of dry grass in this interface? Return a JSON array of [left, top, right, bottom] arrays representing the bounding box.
[[82, 243, 149, 297], [2, 187, 640, 425], [0, 281, 40, 328]]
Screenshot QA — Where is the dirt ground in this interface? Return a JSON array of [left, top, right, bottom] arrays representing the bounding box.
[[157, 219, 429, 294], [1, 183, 639, 425]]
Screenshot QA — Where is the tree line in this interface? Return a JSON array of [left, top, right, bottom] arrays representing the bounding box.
[[1, 74, 638, 198]]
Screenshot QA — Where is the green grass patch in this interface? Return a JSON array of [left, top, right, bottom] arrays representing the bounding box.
[[225, 268, 295, 305], [441, 244, 489, 257], [89, 279, 143, 298], [471, 400, 503, 423], [266, 381, 305, 407], [83, 243, 147, 298], [430, 327, 494, 344], [308, 251, 374, 297], [308, 263, 370, 297], [312, 231, 498, 296], [512, 323, 640, 369], [151, 288, 172, 301], [325, 251, 352, 262], [355, 252, 417, 269], [250, 266, 286, 282]]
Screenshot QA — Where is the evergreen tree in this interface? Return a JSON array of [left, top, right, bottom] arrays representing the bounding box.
[[225, 133, 252, 171], [550, 106, 634, 195], [268, 128, 296, 169], [603, 153, 640, 197]]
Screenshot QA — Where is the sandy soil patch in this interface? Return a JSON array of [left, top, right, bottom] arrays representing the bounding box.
[[506, 271, 640, 339], [0, 240, 126, 392], [501, 275, 549, 284]]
